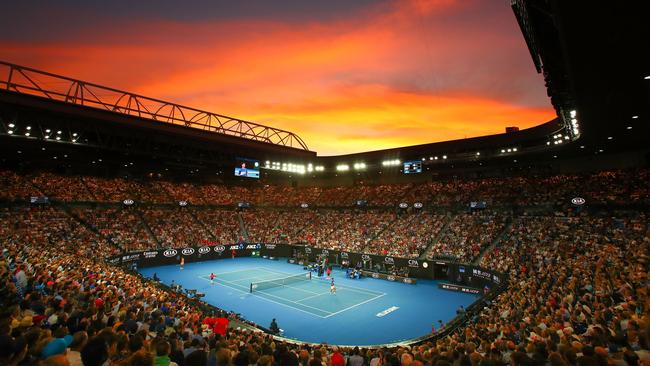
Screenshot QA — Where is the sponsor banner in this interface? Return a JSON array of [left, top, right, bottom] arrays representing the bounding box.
[[407, 259, 419, 268], [398, 203, 408, 209], [179, 200, 188, 207], [321, 249, 329, 255], [123, 199, 134, 206], [265, 244, 276, 250], [571, 197, 586, 205], [439, 283, 482, 294], [384, 257, 395, 265], [163, 249, 177, 257], [361, 254, 371, 261], [197, 247, 211, 255], [300, 203, 309, 208], [245, 244, 261, 250], [181, 248, 195, 256], [305, 247, 312, 254], [143, 251, 158, 258], [413, 202, 423, 209], [340, 252, 349, 258], [360, 270, 417, 285], [214, 245, 226, 253], [121, 253, 140, 263]]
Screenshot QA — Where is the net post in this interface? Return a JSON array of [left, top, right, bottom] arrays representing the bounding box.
[[308, 272, 312, 280], [250, 283, 253, 293]]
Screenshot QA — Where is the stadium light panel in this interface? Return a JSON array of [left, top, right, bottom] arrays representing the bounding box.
[[336, 164, 349, 171], [442, 155, 447, 159], [25, 132, 30, 136], [8, 123, 15, 128], [632, 115, 638, 119], [8, 130, 14, 134], [56, 136, 61, 141], [645, 76, 650, 80], [627, 126, 633, 130], [57, 130, 62, 134], [26, 126, 31, 130]]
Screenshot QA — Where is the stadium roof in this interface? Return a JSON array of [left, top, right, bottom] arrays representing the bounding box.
[[0, 1, 647, 179]]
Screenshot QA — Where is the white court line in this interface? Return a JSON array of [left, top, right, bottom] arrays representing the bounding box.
[[295, 291, 331, 303], [196, 276, 329, 318], [206, 268, 321, 296], [206, 268, 263, 276], [196, 276, 332, 317], [323, 293, 386, 318], [260, 267, 385, 297]]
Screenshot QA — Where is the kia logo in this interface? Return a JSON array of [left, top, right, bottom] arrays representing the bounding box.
[[198, 247, 210, 254], [163, 249, 177, 257], [398, 203, 408, 209], [123, 199, 134, 205], [384, 257, 395, 264], [414, 202, 423, 208], [361, 254, 370, 261], [321, 249, 329, 255], [214, 246, 226, 252], [571, 197, 586, 205], [181, 248, 195, 255], [305, 248, 312, 253]]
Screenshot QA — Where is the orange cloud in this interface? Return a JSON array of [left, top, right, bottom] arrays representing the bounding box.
[[0, 0, 554, 155]]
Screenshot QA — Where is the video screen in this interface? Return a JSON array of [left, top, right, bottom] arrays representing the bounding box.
[[403, 160, 422, 174], [234, 158, 260, 178]]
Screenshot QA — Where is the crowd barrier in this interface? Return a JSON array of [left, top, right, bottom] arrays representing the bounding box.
[[108, 243, 504, 291]]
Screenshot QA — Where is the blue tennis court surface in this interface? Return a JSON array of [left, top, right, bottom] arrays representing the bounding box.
[[139, 258, 478, 345]]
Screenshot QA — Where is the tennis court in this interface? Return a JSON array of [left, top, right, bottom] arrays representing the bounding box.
[[198, 267, 385, 318], [139, 258, 478, 345]]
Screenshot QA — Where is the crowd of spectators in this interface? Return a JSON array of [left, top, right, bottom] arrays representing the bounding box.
[[1, 202, 648, 366], [72, 208, 158, 253], [368, 213, 447, 258], [427, 213, 506, 262], [2, 169, 649, 207]]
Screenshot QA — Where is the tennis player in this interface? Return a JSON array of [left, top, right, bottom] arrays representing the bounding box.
[[210, 272, 216, 285], [330, 279, 336, 294], [180, 257, 185, 270]]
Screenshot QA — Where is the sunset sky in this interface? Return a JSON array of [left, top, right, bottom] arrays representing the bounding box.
[[0, 0, 555, 155]]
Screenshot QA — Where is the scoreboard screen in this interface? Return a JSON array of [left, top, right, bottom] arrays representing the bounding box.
[[403, 160, 422, 174], [234, 158, 260, 178]]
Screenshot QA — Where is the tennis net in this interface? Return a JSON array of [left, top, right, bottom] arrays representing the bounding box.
[[250, 272, 312, 293]]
